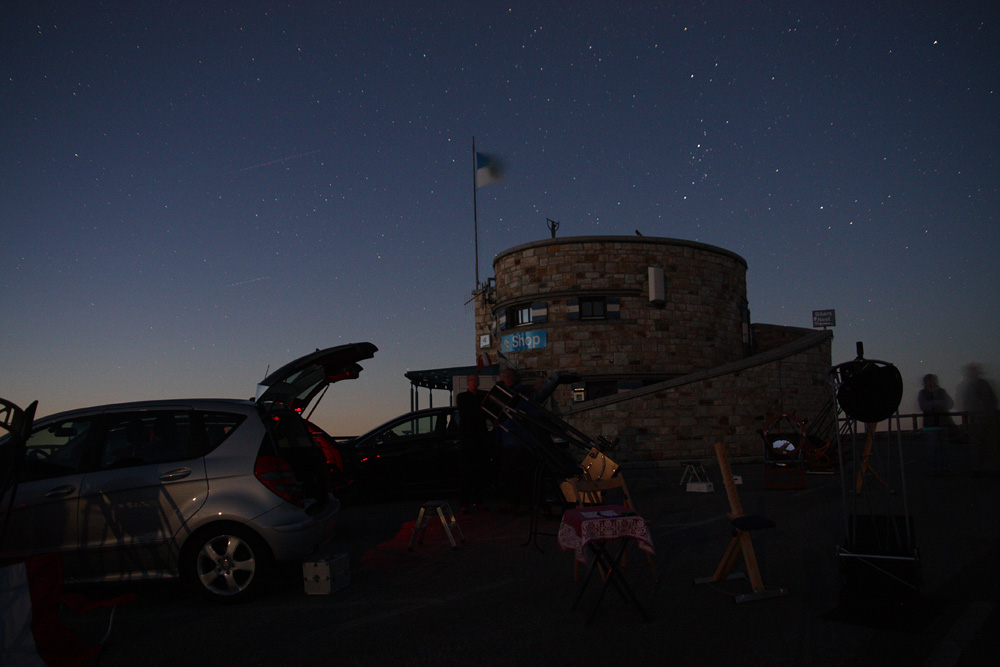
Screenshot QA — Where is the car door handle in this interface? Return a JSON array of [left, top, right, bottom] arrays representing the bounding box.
[[44, 485, 76, 498], [160, 468, 193, 481]]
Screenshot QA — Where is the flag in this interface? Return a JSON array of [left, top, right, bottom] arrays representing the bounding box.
[[475, 152, 504, 189], [476, 352, 490, 371]]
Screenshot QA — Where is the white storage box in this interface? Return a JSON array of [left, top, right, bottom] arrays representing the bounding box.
[[303, 553, 350, 595], [686, 481, 715, 493]]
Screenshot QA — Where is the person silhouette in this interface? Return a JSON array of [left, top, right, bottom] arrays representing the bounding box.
[[958, 363, 999, 475], [456, 373, 491, 513], [918, 374, 953, 475]]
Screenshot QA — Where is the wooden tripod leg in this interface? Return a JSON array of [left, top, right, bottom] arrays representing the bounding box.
[[712, 535, 742, 581], [740, 532, 765, 593]]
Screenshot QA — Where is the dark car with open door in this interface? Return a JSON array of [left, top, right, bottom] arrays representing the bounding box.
[[336, 407, 491, 498]]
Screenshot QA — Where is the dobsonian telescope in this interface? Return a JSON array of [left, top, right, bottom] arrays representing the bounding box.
[[481, 373, 618, 485], [828, 341, 918, 616]]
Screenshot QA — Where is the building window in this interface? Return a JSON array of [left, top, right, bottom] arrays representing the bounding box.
[[501, 302, 547, 329], [511, 304, 532, 327], [579, 297, 606, 319], [567, 296, 620, 321]]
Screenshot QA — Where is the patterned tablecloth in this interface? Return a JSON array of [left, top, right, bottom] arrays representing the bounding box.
[[557, 505, 655, 563]]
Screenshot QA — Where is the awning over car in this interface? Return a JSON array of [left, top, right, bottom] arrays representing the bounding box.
[[404, 367, 472, 391], [404, 364, 500, 411]]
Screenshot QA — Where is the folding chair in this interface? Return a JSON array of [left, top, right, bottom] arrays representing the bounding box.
[[696, 442, 787, 602]]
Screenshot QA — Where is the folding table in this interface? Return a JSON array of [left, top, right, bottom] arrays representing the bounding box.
[[557, 504, 655, 625]]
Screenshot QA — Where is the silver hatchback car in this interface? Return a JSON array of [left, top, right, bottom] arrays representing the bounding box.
[[0, 342, 377, 601]]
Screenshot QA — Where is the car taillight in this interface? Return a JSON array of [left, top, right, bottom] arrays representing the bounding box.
[[254, 455, 305, 507]]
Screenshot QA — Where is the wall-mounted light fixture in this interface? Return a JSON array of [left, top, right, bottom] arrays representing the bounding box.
[[648, 266, 665, 306]]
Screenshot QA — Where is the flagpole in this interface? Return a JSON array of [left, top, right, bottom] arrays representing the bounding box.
[[472, 136, 480, 290]]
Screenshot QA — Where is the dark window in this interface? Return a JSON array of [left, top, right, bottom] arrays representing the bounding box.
[[568, 296, 619, 321], [387, 414, 439, 439], [100, 411, 195, 468], [580, 297, 607, 319], [201, 412, 245, 453]]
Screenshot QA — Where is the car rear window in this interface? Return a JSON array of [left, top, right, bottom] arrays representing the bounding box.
[[201, 412, 246, 451], [264, 412, 315, 450], [260, 411, 331, 503]]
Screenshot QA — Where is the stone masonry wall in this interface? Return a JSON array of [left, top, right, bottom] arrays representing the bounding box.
[[754, 322, 817, 353], [477, 236, 749, 378], [556, 328, 834, 463], [472, 236, 832, 465]]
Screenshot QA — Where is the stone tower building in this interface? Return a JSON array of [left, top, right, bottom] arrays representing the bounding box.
[[473, 235, 833, 463]]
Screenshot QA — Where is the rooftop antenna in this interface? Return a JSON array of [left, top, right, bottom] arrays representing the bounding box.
[[546, 218, 560, 239]]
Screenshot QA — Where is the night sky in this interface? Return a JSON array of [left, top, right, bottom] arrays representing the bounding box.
[[3, 2, 997, 435]]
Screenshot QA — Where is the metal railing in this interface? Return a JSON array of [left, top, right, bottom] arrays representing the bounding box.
[[896, 411, 969, 432], [836, 412, 971, 440]]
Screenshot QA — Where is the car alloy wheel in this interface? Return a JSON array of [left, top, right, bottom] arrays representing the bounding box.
[[183, 523, 271, 601]]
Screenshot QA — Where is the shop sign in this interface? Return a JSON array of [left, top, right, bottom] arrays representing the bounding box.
[[501, 329, 547, 353]]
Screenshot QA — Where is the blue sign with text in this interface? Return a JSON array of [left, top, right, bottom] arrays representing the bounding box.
[[501, 329, 547, 353]]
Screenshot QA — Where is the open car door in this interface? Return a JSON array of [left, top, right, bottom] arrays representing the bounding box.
[[254, 342, 378, 413]]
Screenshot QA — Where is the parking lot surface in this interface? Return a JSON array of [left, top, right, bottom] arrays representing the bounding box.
[[74, 444, 998, 666]]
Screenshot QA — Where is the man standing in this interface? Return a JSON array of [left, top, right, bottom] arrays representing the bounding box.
[[456, 373, 490, 513], [494, 368, 532, 514], [959, 364, 999, 475], [918, 374, 953, 475]]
